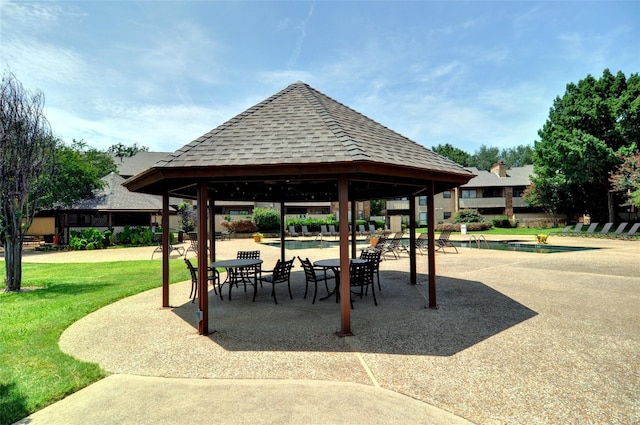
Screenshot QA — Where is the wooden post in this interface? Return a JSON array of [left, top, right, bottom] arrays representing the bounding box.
[[427, 181, 437, 309], [162, 193, 170, 308], [409, 195, 416, 285], [338, 175, 352, 336], [197, 181, 209, 335]]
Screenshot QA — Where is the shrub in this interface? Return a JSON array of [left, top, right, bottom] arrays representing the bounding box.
[[453, 209, 485, 223], [492, 216, 515, 228], [253, 207, 280, 231], [436, 222, 493, 232], [69, 228, 112, 250], [222, 219, 258, 233], [116, 226, 157, 246]]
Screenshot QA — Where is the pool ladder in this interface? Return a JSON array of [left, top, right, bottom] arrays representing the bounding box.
[[468, 234, 490, 249]]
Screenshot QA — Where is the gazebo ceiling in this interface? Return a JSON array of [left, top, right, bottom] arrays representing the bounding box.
[[124, 81, 474, 200]]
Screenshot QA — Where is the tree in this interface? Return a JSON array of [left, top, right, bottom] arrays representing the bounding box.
[[470, 145, 500, 171], [500, 145, 534, 168], [370, 200, 385, 216], [533, 69, 639, 222], [0, 71, 56, 292], [39, 139, 117, 209], [432, 143, 471, 166], [610, 152, 640, 208], [108, 142, 149, 159], [523, 175, 571, 227]]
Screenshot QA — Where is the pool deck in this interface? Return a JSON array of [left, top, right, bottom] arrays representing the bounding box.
[[17, 234, 640, 424]]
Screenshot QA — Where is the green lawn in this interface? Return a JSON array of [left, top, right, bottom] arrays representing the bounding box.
[[0, 260, 190, 425], [417, 226, 564, 236]]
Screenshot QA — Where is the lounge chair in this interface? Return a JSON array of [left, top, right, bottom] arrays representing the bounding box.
[[414, 232, 429, 255], [609, 222, 628, 238], [381, 232, 407, 259], [368, 224, 376, 235], [328, 225, 339, 238], [621, 223, 639, 239], [151, 233, 185, 259], [570, 223, 584, 235], [319, 225, 332, 238], [301, 225, 312, 237], [434, 230, 458, 254], [581, 222, 599, 236], [554, 225, 573, 236], [594, 223, 613, 237], [288, 226, 299, 237], [358, 224, 367, 236]]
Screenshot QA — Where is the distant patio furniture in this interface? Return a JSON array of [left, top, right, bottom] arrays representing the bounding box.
[[185, 231, 198, 258], [381, 232, 407, 259], [258, 258, 296, 304], [610, 222, 628, 238], [301, 225, 312, 237], [151, 233, 184, 259], [368, 224, 376, 235], [318, 225, 332, 239], [594, 223, 613, 237], [554, 225, 573, 236], [357, 224, 367, 236], [581, 223, 599, 236], [298, 256, 335, 304], [288, 226, 299, 237], [434, 231, 458, 254], [414, 232, 429, 255], [620, 222, 639, 239], [328, 225, 339, 238], [570, 223, 584, 235]]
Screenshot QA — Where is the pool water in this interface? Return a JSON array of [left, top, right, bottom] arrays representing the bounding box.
[[454, 240, 599, 254]]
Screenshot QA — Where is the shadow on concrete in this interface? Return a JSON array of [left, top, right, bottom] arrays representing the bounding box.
[[172, 270, 537, 356]]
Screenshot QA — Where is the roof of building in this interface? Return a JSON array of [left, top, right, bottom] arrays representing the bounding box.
[[461, 164, 534, 188], [125, 81, 474, 201], [114, 152, 172, 178], [67, 173, 169, 211]]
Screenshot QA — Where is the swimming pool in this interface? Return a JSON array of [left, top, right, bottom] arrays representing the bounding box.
[[454, 240, 599, 254], [264, 240, 371, 250]]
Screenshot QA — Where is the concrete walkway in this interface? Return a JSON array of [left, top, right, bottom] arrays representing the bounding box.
[[15, 234, 640, 424]]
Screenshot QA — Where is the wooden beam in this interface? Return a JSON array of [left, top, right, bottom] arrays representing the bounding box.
[[409, 195, 416, 285]]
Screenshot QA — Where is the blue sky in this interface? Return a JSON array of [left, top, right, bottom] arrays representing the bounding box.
[[2, 1, 638, 154]]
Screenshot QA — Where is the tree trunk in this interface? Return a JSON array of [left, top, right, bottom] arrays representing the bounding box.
[[607, 189, 616, 224], [4, 238, 23, 292]]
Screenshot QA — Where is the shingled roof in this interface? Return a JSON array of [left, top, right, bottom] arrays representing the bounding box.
[[125, 81, 474, 201], [70, 173, 166, 211]]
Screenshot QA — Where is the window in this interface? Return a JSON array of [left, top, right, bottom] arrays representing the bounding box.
[[443, 191, 451, 199], [461, 190, 477, 198], [419, 212, 427, 224], [418, 196, 427, 205], [513, 186, 526, 197], [443, 211, 452, 219], [482, 188, 503, 198]]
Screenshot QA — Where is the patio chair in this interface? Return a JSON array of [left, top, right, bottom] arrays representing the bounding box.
[[297, 257, 336, 304], [319, 225, 332, 238], [414, 232, 429, 255], [359, 248, 382, 291], [609, 222, 628, 238], [328, 225, 339, 238], [581, 222, 599, 236], [435, 230, 458, 254], [184, 258, 219, 303], [258, 258, 295, 304], [151, 233, 185, 259], [381, 232, 407, 259], [368, 224, 376, 235], [301, 225, 312, 237], [344, 260, 377, 309], [236, 250, 262, 290], [185, 231, 201, 258], [358, 224, 367, 236], [553, 225, 573, 236], [621, 222, 640, 239], [288, 226, 299, 237]]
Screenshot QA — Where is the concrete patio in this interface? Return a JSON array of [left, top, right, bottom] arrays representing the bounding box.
[[18, 234, 640, 424]]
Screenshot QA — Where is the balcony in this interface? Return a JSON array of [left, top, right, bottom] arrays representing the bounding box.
[[386, 200, 410, 210], [459, 197, 506, 209]]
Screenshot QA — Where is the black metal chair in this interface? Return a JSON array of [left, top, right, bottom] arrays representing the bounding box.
[[347, 260, 377, 309], [297, 256, 336, 304], [235, 250, 261, 289], [258, 258, 295, 304], [359, 249, 382, 291], [184, 258, 219, 303]]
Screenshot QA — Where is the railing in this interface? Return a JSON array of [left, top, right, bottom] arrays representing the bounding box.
[[468, 234, 490, 249]]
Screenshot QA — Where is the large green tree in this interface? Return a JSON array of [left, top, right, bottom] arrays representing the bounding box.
[[533, 69, 639, 223], [432, 143, 471, 166], [610, 152, 640, 209]]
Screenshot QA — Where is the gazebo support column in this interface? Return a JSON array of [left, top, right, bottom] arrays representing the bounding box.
[[338, 175, 352, 336], [197, 181, 210, 335], [161, 192, 170, 308], [280, 200, 286, 262], [350, 198, 357, 258], [427, 181, 438, 309], [409, 194, 416, 285], [209, 199, 216, 264]]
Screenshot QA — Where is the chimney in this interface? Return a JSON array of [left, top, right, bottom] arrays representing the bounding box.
[[491, 161, 507, 177]]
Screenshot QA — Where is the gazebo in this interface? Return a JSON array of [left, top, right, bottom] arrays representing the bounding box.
[[124, 82, 474, 336]]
